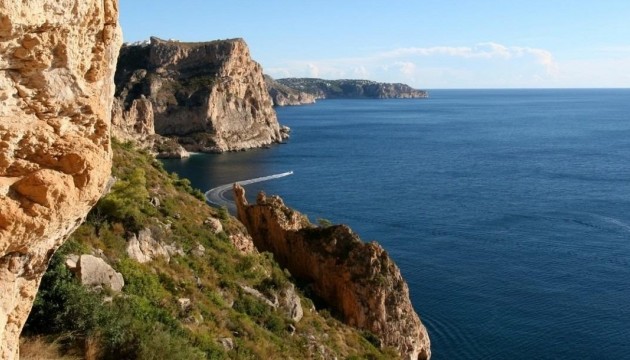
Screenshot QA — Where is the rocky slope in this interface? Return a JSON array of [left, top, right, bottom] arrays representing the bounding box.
[[264, 75, 317, 106], [275, 78, 428, 100], [234, 185, 431, 360], [113, 37, 288, 154], [0, 1, 121, 358], [21, 142, 398, 360]]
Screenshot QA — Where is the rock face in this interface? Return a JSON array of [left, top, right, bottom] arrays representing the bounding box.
[[275, 78, 428, 99], [113, 37, 286, 153], [0, 1, 121, 358], [234, 185, 431, 360], [265, 75, 317, 106]]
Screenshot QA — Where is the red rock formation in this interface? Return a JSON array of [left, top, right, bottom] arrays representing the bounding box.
[[234, 184, 431, 359]]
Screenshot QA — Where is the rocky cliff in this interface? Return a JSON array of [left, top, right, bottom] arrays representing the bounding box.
[[0, 0, 121, 358], [264, 75, 317, 106], [113, 37, 288, 154], [234, 185, 431, 360], [275, 78, 428, 100]]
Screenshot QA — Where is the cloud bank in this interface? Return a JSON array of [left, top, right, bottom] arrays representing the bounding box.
[[266, 41, 567, 88]]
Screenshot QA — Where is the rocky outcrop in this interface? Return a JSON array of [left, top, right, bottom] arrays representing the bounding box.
[[113, 37, 286, 153], [234, 185, 430, 360], [0, 1, 121, 358], [229, 233, 256, 254], [275, 78, 428, 99], [126, 227, 184, 264], [265, 75, 317, 106], [240, 282, 303, 322]]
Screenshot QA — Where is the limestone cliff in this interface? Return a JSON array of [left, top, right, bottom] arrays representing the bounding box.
[[234, 185, 431, 360], [264, 75, 317, 106], [0, 1, 121, 358], [276, 78, 428, 99], [113, 37, 287, 153]]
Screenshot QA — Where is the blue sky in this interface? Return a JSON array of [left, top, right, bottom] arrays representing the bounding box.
[[119, 1, 630, 88]]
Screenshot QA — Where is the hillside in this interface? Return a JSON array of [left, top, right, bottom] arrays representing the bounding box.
[[274, 78, 428, 100], [19, 141, 399, 360]]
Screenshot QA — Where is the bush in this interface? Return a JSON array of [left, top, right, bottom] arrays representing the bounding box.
[[95, 168, 155, 230]]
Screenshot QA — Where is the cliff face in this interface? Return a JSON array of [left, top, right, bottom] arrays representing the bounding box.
[[113, 37, 287, 153], [234, 185, 431, 360], [275, 78, 428, 99], [0, 1, 121, 358], [264, 75, 317, 106]]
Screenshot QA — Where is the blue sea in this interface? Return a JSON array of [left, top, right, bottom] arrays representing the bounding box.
[[162, 89, 630, 359]]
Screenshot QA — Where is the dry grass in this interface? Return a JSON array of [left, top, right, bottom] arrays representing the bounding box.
[[19, 336, 82, 360]]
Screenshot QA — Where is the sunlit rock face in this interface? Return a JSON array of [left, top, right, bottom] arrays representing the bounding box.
[[0, 1, 122, 358], [234, 184, 431, 360], [113, 37, 285, 153]]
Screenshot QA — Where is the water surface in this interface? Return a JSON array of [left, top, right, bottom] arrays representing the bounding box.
[[163, 89, 630, 359]]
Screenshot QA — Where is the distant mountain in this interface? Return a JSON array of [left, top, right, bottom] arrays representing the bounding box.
[[271, 78, 428, 103]]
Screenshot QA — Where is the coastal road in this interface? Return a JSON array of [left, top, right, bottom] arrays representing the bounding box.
[[204, 171, 294, 212]]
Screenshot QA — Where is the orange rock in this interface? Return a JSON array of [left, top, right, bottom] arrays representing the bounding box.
[[234, 184, 431, 359]]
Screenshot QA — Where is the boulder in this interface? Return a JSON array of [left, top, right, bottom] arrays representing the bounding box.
[[77, 255, 124, 292], [204, 217, 223, 234]]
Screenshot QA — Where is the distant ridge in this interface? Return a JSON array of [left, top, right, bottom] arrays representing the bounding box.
[[269, 77, 427, 105]]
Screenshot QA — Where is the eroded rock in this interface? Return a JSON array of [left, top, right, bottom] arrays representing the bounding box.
[[234, 184, 431, 360], [0, 1, 121, 358], [113, 37, 286, 153]]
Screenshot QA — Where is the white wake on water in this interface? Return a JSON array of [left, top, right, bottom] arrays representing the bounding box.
[[204, 171, 294, 210]]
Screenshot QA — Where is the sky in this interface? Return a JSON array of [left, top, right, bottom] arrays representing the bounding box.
[[119, 1, 630, 89]]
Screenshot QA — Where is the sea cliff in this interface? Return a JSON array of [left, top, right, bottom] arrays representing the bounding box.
[[273, 77, 428, 102], [112, 37, 288, 155]]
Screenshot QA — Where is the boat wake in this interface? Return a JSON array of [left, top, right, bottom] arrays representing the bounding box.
[[204, 171, 294, 211]]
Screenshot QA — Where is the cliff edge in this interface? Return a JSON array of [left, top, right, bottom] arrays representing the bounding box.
[[234, 184, 431, 360], [0, 0, 121, 358], [113, 37, 287, 154]]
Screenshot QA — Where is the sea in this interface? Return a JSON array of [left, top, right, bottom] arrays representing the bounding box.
[[162, 89, 630, 359]]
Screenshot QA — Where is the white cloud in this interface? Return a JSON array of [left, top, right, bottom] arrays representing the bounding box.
[[376, 42, 559, 76], [307, 63, 320, 77], [260, 41, 630, 88], [352, 65, 369, 78], [395, 61, 416, 76]]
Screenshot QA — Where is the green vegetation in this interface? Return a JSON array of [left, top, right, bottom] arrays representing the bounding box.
[[22, 139, 396, 359]]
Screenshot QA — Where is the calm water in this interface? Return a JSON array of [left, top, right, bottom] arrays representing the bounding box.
[[163, 89, 630, 359]]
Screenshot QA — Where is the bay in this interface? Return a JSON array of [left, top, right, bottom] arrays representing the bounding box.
[[162, 89, 630, 359]]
